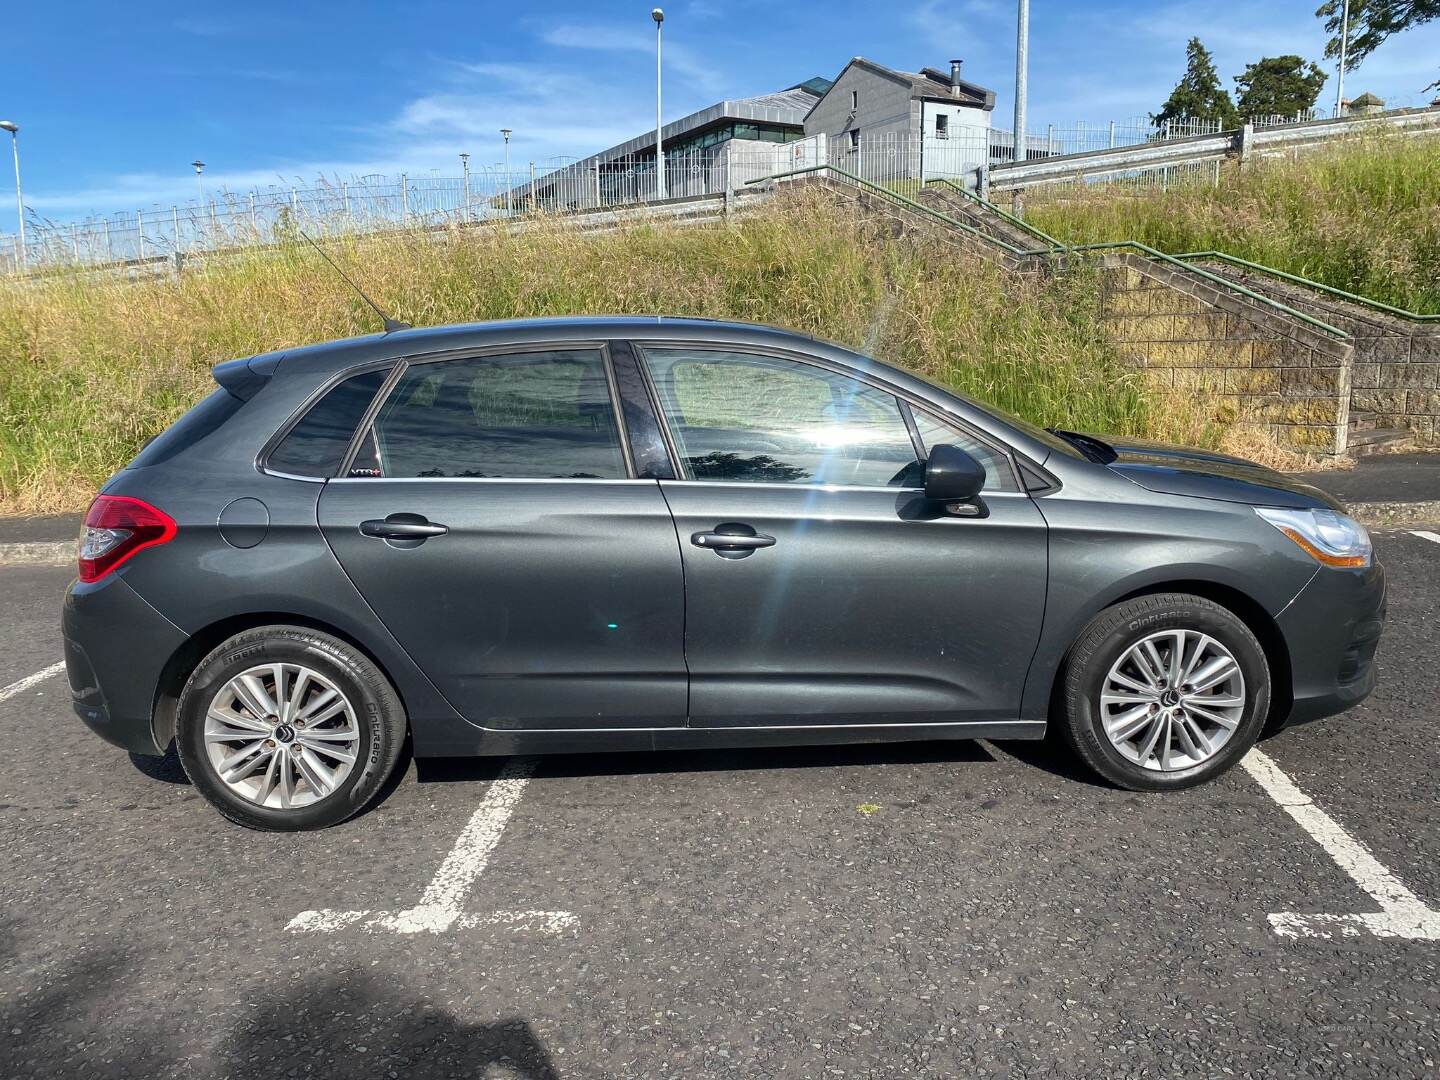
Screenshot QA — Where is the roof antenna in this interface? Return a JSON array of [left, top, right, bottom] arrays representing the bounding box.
[[296, 227, 410, 333]]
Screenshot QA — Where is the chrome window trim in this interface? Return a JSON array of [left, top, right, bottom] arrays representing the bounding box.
[[659, 479, 1031, 497], [325, 476, 660, 486], [260, 469, 327, 484]]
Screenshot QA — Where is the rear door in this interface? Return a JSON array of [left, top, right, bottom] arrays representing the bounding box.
[[638, 343, 1048, 728], [316, 343, 687, 729]]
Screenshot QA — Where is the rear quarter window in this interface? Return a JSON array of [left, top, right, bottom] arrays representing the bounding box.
[[266, 368, 391, 478], [127, 388, 245, 469]]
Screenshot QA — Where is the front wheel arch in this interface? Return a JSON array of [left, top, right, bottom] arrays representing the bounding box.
[[1042, 579, 1293, 737]]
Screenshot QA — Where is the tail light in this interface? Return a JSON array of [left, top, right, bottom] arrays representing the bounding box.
[[78, 495, 177, 583]]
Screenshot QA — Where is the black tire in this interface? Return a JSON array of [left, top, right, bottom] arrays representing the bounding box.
[[175, 625, 406, 831], [1058, 593, 1270, 792]]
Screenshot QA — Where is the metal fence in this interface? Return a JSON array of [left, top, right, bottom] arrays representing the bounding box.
[[1013, 160, 1225, 206], [0, 109, 1333, 275], [990, 104, 1440, 205]]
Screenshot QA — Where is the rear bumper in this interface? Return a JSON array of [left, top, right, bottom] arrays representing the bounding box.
[[1276, 561, 1386, 726], [63, 574, 187, 755]]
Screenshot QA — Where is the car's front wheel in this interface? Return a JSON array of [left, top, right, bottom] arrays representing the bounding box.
[[175, 626, 406, 830], [1059, 593, 1271, 791]]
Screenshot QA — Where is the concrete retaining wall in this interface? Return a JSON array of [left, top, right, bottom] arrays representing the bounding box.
[[1100, 255, 1354, 454]]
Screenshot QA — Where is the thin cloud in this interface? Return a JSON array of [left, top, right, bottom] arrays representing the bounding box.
[[541, 22, 726, 95]]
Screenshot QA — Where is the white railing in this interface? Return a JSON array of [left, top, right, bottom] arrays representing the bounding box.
[[988, 104, 1440, 198], [0, 111, 1317, 274]]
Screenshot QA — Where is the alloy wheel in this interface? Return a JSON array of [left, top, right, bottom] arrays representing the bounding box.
[[1099, 629, 1246, 772], [203, 662, 360, 808]]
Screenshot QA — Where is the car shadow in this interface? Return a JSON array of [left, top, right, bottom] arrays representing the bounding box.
[[0, 927, 563, 1079], [132, 729, 1107, 799], [127, 744, 189, 784], [417, 737, 1000, 785], [983, 736, 1114, 787], [413, 731, 1123, 790]]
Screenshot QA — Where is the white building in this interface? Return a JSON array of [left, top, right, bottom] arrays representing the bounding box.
[[803, 57, 997, 184]]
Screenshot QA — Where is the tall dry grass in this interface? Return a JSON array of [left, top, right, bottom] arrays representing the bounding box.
[[1027, 132, 1440, 314], [1, 191, 1177, 512]]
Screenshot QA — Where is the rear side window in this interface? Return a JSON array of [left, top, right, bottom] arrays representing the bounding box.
[[267, 368, 390, 478], [128, 388, 245, 469], [358, 350, 628, 480]]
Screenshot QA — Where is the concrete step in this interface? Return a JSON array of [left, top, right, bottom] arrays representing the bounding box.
[[1349, 426, 1416, 456], [912, 188, 1038, 250], [1195, 261, 1419, 339], [1349, 409, 1378, 432]]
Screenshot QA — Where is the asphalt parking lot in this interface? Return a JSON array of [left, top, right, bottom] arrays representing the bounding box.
[[1, 530, 1437, 1079]]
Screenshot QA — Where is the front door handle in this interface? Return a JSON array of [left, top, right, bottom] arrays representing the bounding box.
[[360, 514, 449, 541], [692, 532, 775, 550], [691, 524, 776, 558]]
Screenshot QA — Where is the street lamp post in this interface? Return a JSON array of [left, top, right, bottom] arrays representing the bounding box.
[[1013, 0, 1029, 164], [500, 129, 513, 214], [1335, 0, 1350, 116], [0, 121, 24, 270], [652, 8, 666, 200], [191, 160, 207, 250], [459, 152, 471, 219]]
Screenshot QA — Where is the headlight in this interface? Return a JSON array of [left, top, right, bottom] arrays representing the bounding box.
[[1255, 506, 1372, 568]]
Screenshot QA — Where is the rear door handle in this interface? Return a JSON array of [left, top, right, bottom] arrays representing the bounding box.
[[360, 515, 449, 540]]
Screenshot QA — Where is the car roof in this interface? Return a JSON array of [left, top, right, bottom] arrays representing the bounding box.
[[252, 316, 822, 376], [237, 316, 1060, 465]]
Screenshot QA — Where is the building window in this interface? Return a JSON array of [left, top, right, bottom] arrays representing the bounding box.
[[848, 129, 860, 150], [850, 89, 858, 111], [935, 114, 949, 139]]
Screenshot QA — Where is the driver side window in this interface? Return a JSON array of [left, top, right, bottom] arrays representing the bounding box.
[[642, 348, 920, 487]]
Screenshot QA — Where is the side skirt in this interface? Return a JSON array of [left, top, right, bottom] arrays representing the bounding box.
[[414, 720, 1048, 757]]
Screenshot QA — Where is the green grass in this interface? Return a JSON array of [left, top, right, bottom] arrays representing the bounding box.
[[0, 189, 1164, 512], [1025, 132, 1440, 315]]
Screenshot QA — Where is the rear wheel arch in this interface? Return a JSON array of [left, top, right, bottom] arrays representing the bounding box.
[[149, 612, 410, 752]]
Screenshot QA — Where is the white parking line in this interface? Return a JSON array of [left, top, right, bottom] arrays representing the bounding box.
[[0, 540, 74, 566], [0, 661, 67, 703], [1410, 530, 1440, 545], [1243, 749, 1440, 941], [287, 755, 574, 935]]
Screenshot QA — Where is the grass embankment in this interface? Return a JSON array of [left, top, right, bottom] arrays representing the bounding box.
[[1, 190, 1199, 513], [1027, 133, 1440, 315]]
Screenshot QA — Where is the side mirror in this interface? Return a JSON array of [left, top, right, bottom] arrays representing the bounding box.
[[924, 444, 985, 505]]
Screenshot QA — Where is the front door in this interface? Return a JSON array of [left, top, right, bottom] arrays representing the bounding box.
[[318, 345, 686, 729], [639, 344, 1048, 727]]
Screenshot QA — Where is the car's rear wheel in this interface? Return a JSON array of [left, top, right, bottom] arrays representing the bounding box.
[[175, 626, 406, 830], [1059, 593, 1270, 791]]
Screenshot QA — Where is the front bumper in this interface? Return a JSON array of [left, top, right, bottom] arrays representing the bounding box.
[[1276, 560, 1386, 726], [63, 574, 188, 755]]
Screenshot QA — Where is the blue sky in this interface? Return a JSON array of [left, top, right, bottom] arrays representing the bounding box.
[[3, 0, 1438, 230]]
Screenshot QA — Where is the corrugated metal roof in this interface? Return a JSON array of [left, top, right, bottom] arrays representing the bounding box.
[[810, 57, 997, 114], [557, 81, 826, 168]]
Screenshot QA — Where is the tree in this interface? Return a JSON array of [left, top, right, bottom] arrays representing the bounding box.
[[1154, 38, 1241, 129], [1234, 56, 1329, 119], [1316, 0, 1440, 90]]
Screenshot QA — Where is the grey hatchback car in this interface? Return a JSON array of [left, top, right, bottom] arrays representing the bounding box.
[[64, 317, 1385, 830]]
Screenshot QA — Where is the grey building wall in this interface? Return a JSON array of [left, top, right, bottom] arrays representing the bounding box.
[[804, 65, 917, 144]]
